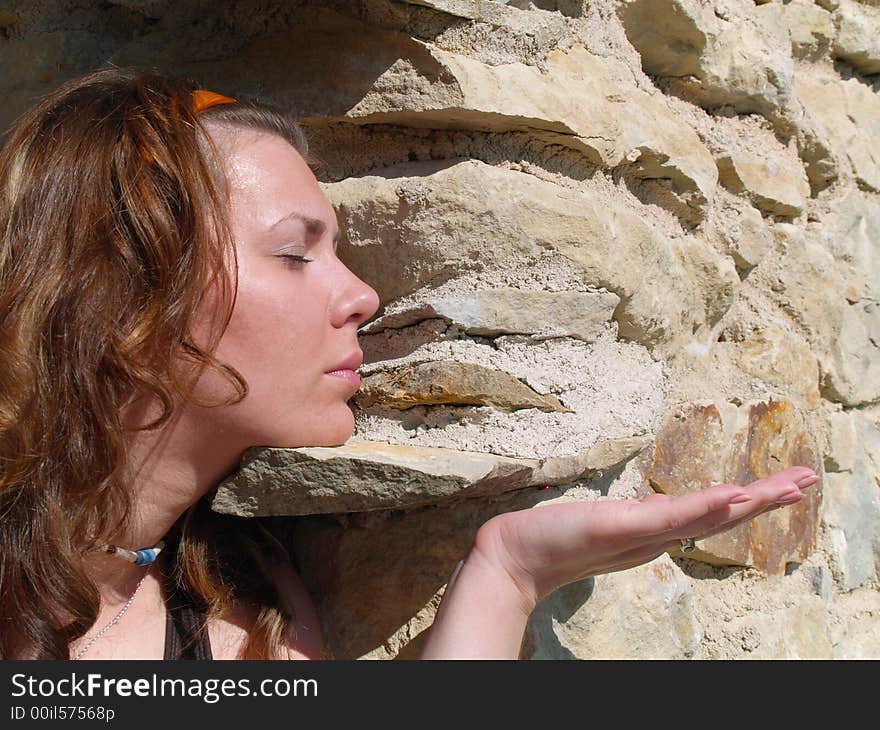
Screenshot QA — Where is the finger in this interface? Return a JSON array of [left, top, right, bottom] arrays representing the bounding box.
[[667, 474, 819, 543], [656, 494, 810, 558], [765, 465, 819, 486], [662, 500, 795, 555], [638, 493, 672, 504], [622, 482, 749, 539], [691, 494, 806, 542], [628, 471, 820, 545], [663, 493, 795, 543], [587, 479, 816, 577]]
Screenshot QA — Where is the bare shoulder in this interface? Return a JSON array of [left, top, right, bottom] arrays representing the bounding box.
[[208, 558, 326, 660]]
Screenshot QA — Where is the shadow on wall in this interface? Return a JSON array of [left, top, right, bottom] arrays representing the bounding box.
[[0, 2, 446, 138], [288, 480, 604, 660]]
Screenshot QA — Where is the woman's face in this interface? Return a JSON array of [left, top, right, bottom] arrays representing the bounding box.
[[192, 127, 380, 449]]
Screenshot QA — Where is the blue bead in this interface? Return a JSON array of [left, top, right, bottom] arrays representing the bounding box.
[[134, 548, 157, 566]]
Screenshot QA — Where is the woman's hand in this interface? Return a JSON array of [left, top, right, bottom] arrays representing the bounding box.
[[472, 465, 820, 614], [420, 465, 819, 659]]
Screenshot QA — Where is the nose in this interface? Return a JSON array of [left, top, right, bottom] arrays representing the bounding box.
[[331, 262, 381, 329]]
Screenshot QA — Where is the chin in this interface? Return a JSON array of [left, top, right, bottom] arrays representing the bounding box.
[[317, 433, 353, 447], [296, 410, 356, 448], [256, 403, 356, 449]]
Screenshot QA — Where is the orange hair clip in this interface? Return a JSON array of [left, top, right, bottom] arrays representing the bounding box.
[[138, 89, 235, 165], [191, 89, 236, 113]]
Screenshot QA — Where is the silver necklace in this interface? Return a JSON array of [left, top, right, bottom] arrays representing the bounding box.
[[71, 564, 152, 660]]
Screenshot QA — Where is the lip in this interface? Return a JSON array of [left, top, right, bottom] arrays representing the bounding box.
[[325, 351, 363, 374], [325, 368, 361, 388]]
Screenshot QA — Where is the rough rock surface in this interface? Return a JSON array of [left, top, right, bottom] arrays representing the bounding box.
[[324, 158, 739, 356], [821, 411, 880, 590], [833, 0, 880, 74], [6, 0, 878, 659], [794, 70, 880, 194], [354, 360, 575, 412], [360, 287, 620, 342], [617, 0, 797, 134], [639, 398, 822, 574]]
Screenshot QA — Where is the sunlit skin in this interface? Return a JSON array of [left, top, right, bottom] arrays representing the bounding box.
[[69, 127, 820, 659], [421, 465, 819, 657], [187, 126, 381, 448], [69, 128, 379, 658]]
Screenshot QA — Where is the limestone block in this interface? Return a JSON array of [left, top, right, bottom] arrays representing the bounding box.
[[717, 307, 822, 409], [324, 159, 738, 355], [403, 0, 512, 21], [797, 123, 840, 194], [211, 439, 541, 516], [616, 0, 709, 78], [212, 430, 656, 518], [779, 0, 836, 59], [716, 150, 810, 218], [821, 411, 880, 591], [824, 471, 880, 590], [617, 0, 795, 131], [768, 226, 880, 406], [530, 435, 652, 487], [341, 42, 718, 222], [538, 46, 718, 221], [794, 71, 880, 193], [825, 413, 859, 474], [522, 555, 702, 659], [833, 0, 880, 74], [401, 0, 568, 27], [809, 190, 880, 305], [722, 597, 832, 658], [639, 398, 823, 574], [353, 360, 574, 413], [716, 201, 776, 273], [829, 585, 880, 658], [393, 0, 576, 65], [360, 288, 620, 343]]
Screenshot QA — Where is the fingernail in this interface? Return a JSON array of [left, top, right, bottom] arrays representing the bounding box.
[[797, 474, 819, 489], [728, 493, 751, 504], [776, 491, 803, 505]]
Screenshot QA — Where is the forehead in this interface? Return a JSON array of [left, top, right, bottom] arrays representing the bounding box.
[[211, 127, 336, 228]]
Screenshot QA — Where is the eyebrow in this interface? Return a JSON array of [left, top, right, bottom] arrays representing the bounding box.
[[270, 210, 341, 251]]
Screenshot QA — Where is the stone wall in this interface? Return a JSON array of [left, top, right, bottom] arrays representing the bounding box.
[[3, 0, 878, 658]]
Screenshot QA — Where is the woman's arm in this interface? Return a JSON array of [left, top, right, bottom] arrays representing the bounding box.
[[418, 465, 819, 660], [418, 536, 537, 660]]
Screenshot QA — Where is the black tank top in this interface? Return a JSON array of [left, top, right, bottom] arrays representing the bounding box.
[[159, 544, 213, 660], [163, 579, 213, 660]]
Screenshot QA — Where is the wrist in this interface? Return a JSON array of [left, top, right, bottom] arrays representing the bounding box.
[[419, 536, 536, 659], [472, 519, 540, 617]]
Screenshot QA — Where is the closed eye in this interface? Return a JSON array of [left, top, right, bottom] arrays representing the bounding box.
[[280, 255, 313, 265]]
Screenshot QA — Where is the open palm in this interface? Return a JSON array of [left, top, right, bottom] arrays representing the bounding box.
[[474, 466, 820, 610]]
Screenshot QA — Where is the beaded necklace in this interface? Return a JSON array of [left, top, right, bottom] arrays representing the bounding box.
[[71, 539, 166, 660]]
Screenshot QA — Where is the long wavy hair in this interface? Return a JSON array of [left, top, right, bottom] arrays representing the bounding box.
[[0, 65, 323, 659]]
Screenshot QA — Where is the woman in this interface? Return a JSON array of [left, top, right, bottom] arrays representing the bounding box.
[[0, 66, 819, 660]]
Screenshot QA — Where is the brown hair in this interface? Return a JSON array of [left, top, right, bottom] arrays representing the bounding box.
[[0, 65, 322, 659]]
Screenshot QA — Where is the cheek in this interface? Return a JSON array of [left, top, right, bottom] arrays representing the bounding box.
[[216, 274, 317, 382]]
